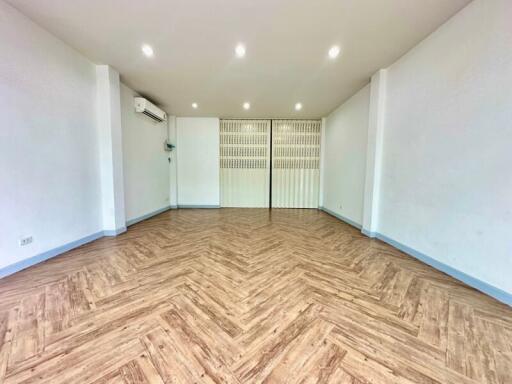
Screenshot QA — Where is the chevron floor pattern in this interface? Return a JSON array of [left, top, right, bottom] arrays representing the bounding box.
[[0, 208, 511, 383]]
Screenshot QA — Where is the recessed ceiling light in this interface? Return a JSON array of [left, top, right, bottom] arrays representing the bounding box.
[[295, 102, 303, 111], [192, 102, 198, 109], [141, 44, 154, 57], [235, 44, 246, 58], [328, 45, 340, 59], [243, 102, 250, 110]]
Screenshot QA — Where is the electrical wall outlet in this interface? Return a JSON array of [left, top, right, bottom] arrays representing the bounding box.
[[19, 236, 33, 246]]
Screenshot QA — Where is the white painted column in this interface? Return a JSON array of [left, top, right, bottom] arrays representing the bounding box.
[[362, 69, 387, 237], [318, 117, 327, 208], [168, 115, 178, 208], [96, 65, 126, 235]]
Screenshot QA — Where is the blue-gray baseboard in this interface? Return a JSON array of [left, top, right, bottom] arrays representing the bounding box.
[[0, 205, 173, 279], [177, 204, 220, 209], [319, 206, 362, 229], [126, 206, 172, 226], [319, 207, 512, 306], [374, 232, 512, 306], [103, 227, 127, 236], [0, 230, 105, 278]]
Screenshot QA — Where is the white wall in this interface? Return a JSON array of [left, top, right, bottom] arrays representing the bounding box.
[[0, 1, 102, 269], [322, 85, 370, 226], [378, 0, 512, 293], [120, 83, 170, 222], [176, 118, 220, 206]]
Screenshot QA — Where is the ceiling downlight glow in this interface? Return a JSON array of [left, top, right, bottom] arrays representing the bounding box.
[[235, 44, 246, 58], [243, 102, 251, 110], [328, 45, 340, 59], [295, 102, 303, 111], [192, 102, 198, 109], [141, 44, 154, 57]]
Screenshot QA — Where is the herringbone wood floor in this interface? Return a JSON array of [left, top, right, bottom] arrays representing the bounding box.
[[0, 209, 511, 384]]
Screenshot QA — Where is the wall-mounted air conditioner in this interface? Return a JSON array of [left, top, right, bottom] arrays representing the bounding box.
[[134, 97, 167, 122]]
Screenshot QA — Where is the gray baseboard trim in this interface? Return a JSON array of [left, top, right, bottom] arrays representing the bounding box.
[[361, 228, 377, 238], [322, 204, 512, 306], [0, 202, 216, 280], [103, 227, 127, 237], [365, 231, 512, 307], [0, 224, 130, 279], [319, 206, 362, 230], [0, 231, 104, 279], [126, 206, 172, 227], [177, 205, 220, 209], [170, 205, 178, 209]]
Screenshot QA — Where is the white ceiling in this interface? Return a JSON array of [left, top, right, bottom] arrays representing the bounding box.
[[7, 0, 471, 118]]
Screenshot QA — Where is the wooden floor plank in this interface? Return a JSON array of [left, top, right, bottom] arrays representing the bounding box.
[[0, 208, 510, 383]]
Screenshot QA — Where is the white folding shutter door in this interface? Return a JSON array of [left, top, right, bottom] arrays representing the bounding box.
[[220, 120, 271, 207], [272, 120, 321, 208]]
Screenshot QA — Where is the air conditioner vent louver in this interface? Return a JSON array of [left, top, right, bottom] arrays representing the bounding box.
[[142, 110, 160, 121], [134, 97, 167, 122]]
